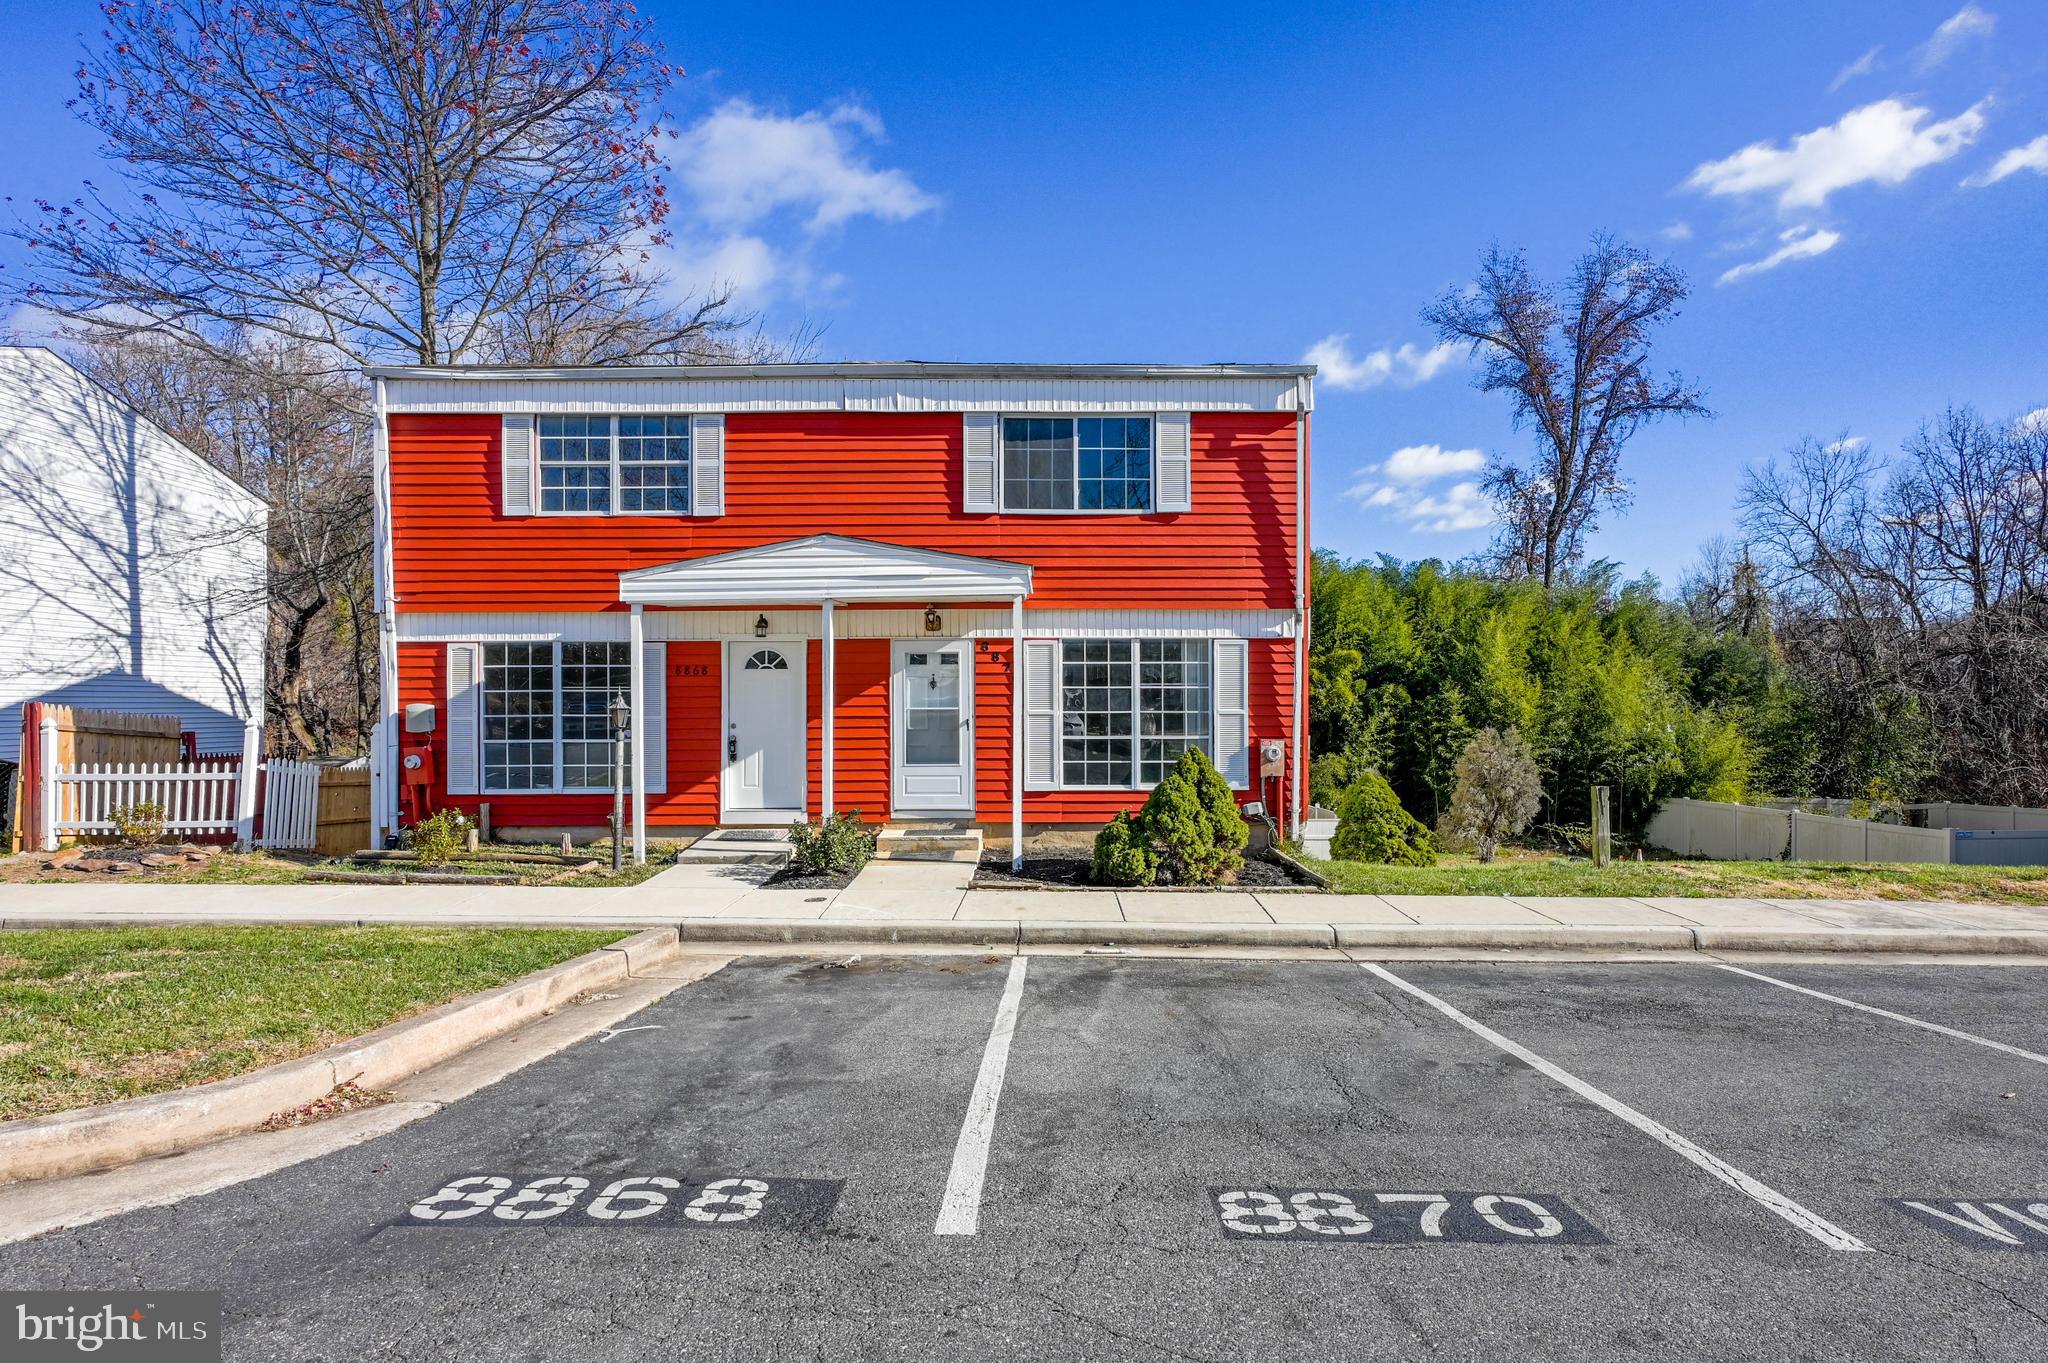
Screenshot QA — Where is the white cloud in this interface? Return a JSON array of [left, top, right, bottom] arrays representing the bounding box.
[[1717, 226, 1843, 285], [1304, 335, 1464, 391], [1824, 435, 1869, 455], [1380, 443, 1487, 484], [2018, 406, 2048, 434], [1829, 45, 1884, 93], [1686, 98, 1988, 212], [1658, 221, 1694, 241], [1916, 5, 1996, 72], [1964, 133, 2048, 186], [1345, 446, 1493, 534], [673, 99, 937, 233]]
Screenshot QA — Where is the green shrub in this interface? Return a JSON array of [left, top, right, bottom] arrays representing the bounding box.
[[1308, 752, 1349, 809], [408, 808, 472, 867], [1091, 810, 1158, 886], [109, 800, 168, 847], [1331, 771, 1435, 866], [789, 810, 877, 875], [1134, 748, 1250, 885]]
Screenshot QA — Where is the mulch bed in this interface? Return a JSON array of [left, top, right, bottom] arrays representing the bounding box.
[[972, 852, 1321, 891], [761, 863, 862, 891]]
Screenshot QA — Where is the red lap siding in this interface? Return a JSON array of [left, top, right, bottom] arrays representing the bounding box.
[[388, 412, 1296, 612]]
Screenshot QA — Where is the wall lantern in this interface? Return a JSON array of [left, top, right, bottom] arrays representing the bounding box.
[[607, 693, 632, 735], [754, 614, 770, 638], [924, 606, 943, 634]]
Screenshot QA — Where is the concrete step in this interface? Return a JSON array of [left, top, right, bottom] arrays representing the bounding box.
[[876, 823, 983, 863], [674, 828, 793, 866]]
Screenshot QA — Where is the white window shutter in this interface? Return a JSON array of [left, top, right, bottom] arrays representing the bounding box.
[[640, 642, 667, 793], [1023, 639, 1058, 790], [1211, 638, 1249, 789], [691, 414, 725, 515], [501, 415, 535, 516], [446, 644, 481, 795], [1154, 412, 1192, 513], [963, 413, 1000, 513]]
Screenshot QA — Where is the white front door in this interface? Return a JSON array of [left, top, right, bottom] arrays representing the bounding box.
[[893, 640, 974, 812], [724, 640, 806, 820]]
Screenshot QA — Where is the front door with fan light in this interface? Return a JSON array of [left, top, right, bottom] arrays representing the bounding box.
[[892, 641, 974, 812], [723, 640, 806, 821]]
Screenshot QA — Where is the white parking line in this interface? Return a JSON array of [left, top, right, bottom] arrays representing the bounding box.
[[1358, 962, 1871, 1253], [1709, 963, 2048, 1066], [934, 956, 1030, 1236]]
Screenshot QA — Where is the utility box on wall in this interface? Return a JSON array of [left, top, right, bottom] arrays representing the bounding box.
[[1258, 739, 1285, 780]]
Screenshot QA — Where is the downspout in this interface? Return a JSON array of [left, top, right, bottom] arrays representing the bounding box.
[[372, 377, 400, 843], [1291, 382, 1309, 842]]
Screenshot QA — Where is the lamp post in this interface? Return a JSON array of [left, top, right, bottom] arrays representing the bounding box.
[[608, 692, 631, 874]]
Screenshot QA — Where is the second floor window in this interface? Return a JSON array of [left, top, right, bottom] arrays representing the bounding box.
[[538, 415, 691, 514], [1002, 416, 1153, 512]]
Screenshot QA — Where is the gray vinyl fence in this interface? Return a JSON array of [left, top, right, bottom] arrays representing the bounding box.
[[1908, 801, 2048, 832], [1645, 798, 1958, 865]]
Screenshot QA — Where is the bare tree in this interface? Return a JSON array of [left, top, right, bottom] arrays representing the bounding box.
[[75, 332, 373, 755], [1425, 236, 1710, 587], [10, 0, 740, 374]]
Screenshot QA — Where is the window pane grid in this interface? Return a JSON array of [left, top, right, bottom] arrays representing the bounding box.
[[617, 414, 691, 513], [560, 642, 630, 789], [1002, 416, 1076, 511], [1078, 416, 1153, 511], [538, 415, 612, 513], [1058, 638, 1213, 788], [482, 643, 555, 791]]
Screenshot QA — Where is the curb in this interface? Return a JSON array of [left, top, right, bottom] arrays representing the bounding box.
[[681, 918, 1017, 946], [0, 927, 684, 1186], [1691, 926, 2048, 955], [1336, 924, 1698, 952], [1019, 921, 1337, 949]]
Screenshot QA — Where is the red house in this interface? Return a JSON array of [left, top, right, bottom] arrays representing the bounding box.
[[366, 362, 1312, 865]]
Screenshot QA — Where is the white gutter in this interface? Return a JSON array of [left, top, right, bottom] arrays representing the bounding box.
[[365, 361, 1318, 382], [372, 377, 399, 842]]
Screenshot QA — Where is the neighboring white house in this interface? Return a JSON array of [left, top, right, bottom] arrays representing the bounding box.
[[0, 345, 266, 763]]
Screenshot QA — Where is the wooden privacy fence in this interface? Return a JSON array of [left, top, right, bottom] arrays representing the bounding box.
[[1645, 797, 1957, 865], [314, 765, 372, 856]]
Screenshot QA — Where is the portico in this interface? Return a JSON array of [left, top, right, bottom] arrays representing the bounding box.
[[617, 534, 1033, 867]]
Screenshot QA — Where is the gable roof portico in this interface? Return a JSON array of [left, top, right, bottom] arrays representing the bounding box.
[[618, 534, 1033, 606]]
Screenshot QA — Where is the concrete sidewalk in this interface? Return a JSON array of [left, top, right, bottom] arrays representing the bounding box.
[[5, 865, 2048, 954]]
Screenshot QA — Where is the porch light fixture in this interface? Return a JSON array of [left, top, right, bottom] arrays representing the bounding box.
[[924, 606, 943, 634], [607, 693, 631, 735], [754, 614, 770, 638]]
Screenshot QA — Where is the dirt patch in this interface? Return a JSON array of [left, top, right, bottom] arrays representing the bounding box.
[[0, 1041, 30, 1061], [973, 852, 1319, 890], [259, 1080, 394, 1131]]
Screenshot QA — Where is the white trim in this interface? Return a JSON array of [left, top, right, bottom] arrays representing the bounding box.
[[821, 601, 836, 816], [395, 607, 1295, 643], [374, 366, 1316, 417], [1292, 401, 1307, 839], [720, 637, 809, 823], [629, 605, 647, 864], [373, 376, 400, 839], [621, 534, 1032, 606], [1011, 599, 1024, 869]]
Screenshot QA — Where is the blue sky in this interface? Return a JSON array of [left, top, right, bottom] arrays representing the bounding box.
[[4, 1, 2045, 585]]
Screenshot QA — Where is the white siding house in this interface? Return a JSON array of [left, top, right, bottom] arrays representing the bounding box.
[[0, 346, 266, 762]]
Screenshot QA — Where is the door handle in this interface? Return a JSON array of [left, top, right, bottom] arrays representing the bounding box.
[[728, 736, 738, 761]]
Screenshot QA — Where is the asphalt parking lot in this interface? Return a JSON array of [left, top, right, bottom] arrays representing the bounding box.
[[2, 954, 2044, 1362]]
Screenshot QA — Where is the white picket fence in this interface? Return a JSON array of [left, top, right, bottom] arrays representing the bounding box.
[[1646, 797, 1956, 865], [257, 759, 322, 851], [47, 762, 246, 842]]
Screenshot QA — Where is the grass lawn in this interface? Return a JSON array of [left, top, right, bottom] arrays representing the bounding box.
[[1293, 845, 2048, 905], [0, 925, 630, 1121]]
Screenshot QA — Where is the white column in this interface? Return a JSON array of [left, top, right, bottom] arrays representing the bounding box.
[[629, 604, 648, 864], [38, 713, 59, 853], [821, 600, 836, 817], [234, 719, 261, 849], [1011, 596, 1024, 870]]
